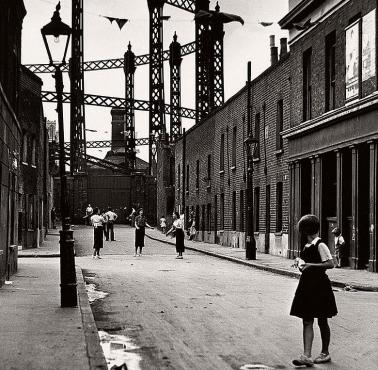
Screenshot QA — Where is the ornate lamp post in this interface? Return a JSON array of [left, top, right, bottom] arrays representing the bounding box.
[[244, 134, 258, 260], [41, 2, 77, 307]]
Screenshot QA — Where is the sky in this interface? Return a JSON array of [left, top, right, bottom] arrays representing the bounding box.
[[22, 0, 289, 162]]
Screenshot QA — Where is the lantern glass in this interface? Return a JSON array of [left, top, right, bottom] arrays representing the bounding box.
[[244, 135, 258, 158]]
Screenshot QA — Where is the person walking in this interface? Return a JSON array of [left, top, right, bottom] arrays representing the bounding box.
[[331, 227, 345, 268], [160, 215, 167, 234], [50, 207, 56, 229], [101, 209, 109, 241], [134, 208, 154, 257], [167, 212, 185, 259], [105, 207, 118, 241], [90, 207, 105, 259], [290, 214, 337, 367], [85, 204, 93, 226]]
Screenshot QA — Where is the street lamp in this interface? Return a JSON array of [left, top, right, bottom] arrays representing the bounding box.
[[244, 134, 258, 260], [41, 2, 77, 307]]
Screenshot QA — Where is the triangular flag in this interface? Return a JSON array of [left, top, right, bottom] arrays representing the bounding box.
[[104, 16, 116, 23], [115, 18, 128, 30]]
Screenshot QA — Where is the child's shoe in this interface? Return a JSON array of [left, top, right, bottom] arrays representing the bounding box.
[[292, 354, 314, 367], [314, 353, 331, 364]]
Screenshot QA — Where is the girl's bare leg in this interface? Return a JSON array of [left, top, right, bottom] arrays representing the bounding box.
[[318, 318, 330, 354], [303, 318, 314, 357]]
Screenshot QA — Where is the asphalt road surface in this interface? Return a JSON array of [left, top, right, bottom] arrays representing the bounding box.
[[74, 225, 378, 370]]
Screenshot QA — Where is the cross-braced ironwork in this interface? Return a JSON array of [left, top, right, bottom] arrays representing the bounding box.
[[169, 32, 182, 141], [210, 3, 224, 109], [166, 0, 195, 12], [41, 91, 197, 119], [148, 0, 166, 173], [124, 42, 137, 172], [64, 138, 150, 150], [25, 41, 196, 73], [195, 0, 211, 124], [70, 0, 86, 174]]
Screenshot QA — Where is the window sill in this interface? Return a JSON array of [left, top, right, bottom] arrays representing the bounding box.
[[219, 170, 225, 175], [254, 231, 260, 236], [185, 190, 189, 195], [275, 149, 283, 156], [275, 231, 283, 237], [253, 158, 260, 163], [230, 166, 236, 171]]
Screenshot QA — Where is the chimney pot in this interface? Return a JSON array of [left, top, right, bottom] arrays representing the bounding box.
[[270, 35, 278, 65], [280, 37, 288, 58]]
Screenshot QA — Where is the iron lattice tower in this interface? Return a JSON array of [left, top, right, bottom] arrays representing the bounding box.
[[210, 3, 224, 109], [169, 32, 182, 141], [195, 0, 210, 124], [70, 0, 86, 174], [124, 42, 137, 172], [148, 0, 167, 174]]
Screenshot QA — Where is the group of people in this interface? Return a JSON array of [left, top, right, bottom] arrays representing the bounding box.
[[89, 206, 118, 258]]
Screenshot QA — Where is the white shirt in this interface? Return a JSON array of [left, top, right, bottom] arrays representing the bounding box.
[[105, 211, 117, 221], [86, 206, 93, 214], [173, 219, 184, 229], [91, 214, 104, 227]]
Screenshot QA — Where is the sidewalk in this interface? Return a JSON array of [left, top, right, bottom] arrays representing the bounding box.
[[2, 231, 107, 370], [146, 229, 378, 292]]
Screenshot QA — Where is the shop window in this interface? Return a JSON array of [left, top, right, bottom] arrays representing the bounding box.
[[276, 182, 283, 232], [276, 99, 284, 150], [303, 48, 312, 121], [325, 31, 336, 111]]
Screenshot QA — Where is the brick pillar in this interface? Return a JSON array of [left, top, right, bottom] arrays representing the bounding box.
[[350, 146, 359, 269]]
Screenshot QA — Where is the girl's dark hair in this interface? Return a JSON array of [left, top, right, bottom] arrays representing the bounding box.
[[93, 207, 99, 214], [298, 214, 320, 236], [174, 211, 180, 219]]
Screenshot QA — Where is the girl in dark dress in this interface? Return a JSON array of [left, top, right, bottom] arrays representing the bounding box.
[[134, 208, 154, 257], [166, 212, 185, 259], [291, 214, 337, 367]]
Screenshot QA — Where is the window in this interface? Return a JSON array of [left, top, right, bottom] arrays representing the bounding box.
[[232, 191, 236, 230], [177, 164, 181, 189], [254, 113, 260, 159], [276, 182, 283, 232], [195, 205, 200, 230], [220, 134, 225, 171], [254, 187, 260, 232], [207, 154, 211, 183], [303, 48, 312, 121], [196, 160, 200, 189], [325, 31, 336, 111], [276, 99, 284, 150], [220, 193, 224, 230], [186, 165, 189, 192], [239, 190, 244, 232], [207, 203, 211, 231], [232, 126, 237, 167]]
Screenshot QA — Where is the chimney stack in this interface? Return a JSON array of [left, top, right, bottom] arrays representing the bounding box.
[[270, 35, 278, 65], [280, 37, 288, 58]]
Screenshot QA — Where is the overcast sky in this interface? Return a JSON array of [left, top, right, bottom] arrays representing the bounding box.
[[22, 0, 288, 161]]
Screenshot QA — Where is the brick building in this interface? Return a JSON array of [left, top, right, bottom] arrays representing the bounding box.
[[0, 0, 26, 285], [280, 0, 378, 271], [18, 65, 52, 249], [167, 36, 291, 257]]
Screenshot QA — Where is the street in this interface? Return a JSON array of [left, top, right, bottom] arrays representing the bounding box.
[[74, 225, 378, 370]]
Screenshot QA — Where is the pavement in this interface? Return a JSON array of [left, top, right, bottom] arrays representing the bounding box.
[[4, 224, 377, 369], [1, 230, 107, 370]]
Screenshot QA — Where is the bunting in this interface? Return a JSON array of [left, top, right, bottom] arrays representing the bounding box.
[[102, 16, 129, 30]]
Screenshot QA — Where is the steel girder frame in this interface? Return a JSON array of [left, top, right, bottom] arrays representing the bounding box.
[[169, 33, 182, 141], [210, 6, 225, 110], [64, 137, 150, 150], [195, 0, 211, 124], [24, 41, 196, 73], [70, 0, 87, 174], [148, 0, 166, 174], [124, 43, 137, 172], [41, 91, 197, 119], [166, 0, 195, 12]]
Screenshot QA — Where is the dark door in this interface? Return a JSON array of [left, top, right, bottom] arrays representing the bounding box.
[[214, 195, 218, 244], [265, 185, 270, 254], [202, 205, 206, 240]]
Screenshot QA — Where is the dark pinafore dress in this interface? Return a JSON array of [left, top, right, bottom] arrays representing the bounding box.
[[290, 239, 338, 319]]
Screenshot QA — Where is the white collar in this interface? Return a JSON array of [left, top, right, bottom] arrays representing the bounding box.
[[305, 236, 320, 248]]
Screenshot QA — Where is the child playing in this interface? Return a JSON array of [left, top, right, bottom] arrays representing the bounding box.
[[332, 227, 345, 268], [291, 214, 337, 367], [160, 215, 167, 234]]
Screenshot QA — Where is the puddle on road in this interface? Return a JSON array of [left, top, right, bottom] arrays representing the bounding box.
[[240, 365, 277, 370], [85, 283, 109, 303], [99, 330, 142, 370]]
